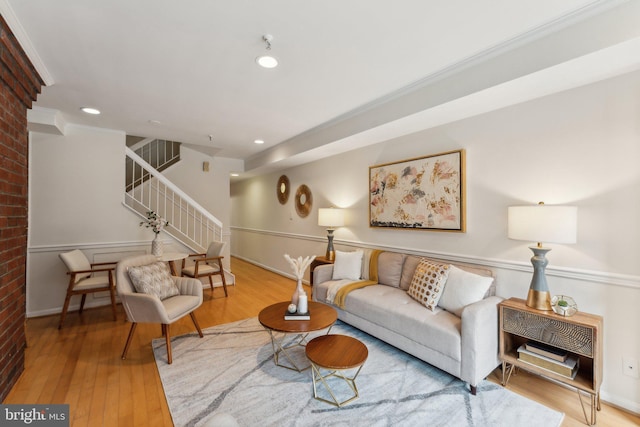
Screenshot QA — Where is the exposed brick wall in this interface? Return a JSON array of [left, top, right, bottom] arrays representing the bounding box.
[[0, 15, 43, 402]]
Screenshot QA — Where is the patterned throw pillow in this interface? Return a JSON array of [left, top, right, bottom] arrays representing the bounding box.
[[127, 262, 179, 300], [407, 259, 450, 311]]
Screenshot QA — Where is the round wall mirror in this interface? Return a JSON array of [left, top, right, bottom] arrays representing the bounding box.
[[295, 184, 312, 217], [277, 175, 290, 205]]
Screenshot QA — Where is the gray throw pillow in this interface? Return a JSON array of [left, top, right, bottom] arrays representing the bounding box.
[[127, 261, 179, 300]]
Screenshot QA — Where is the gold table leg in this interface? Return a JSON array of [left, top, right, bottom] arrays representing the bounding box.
[[266, 326, 333, 372], [310, 362, 364, 407]]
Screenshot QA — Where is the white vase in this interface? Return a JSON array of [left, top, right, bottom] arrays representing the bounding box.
[[151, 234, 164, 256], [291, 279, 304, 306]]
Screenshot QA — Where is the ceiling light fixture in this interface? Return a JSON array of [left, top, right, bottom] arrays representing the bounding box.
[[254, 139, 264, 144], [80, 107, 101, 115], [256, 34, 278, 69]]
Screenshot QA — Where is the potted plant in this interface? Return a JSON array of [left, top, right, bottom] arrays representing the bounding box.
[[140, 211, 169, 256], [551, 295, 577, 317]]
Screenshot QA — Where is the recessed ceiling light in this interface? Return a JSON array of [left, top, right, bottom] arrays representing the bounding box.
[[256, 55, 278, 69], [254, 139, 265, 144], [230, 173, 239, 177], [80, 107, 101, 115]]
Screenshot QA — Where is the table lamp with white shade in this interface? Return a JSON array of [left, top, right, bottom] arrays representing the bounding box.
[[508, 202, 577, 311], [318, 208, 345, 261]]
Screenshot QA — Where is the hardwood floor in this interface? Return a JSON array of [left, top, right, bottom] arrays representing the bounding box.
[[5, 257, 639, 426]]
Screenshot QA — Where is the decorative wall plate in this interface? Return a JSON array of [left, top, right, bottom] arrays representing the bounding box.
[[277, 175, 290, 205], [295, 184, 312, 218]]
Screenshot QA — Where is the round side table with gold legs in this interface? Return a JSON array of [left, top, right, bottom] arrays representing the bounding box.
[[305, 334, 368, 407]]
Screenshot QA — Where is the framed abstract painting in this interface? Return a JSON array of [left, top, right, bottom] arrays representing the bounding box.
[[369, 149, 465, 231]]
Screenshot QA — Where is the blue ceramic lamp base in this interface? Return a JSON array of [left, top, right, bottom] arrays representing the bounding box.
[[526, 246, 553, 311]]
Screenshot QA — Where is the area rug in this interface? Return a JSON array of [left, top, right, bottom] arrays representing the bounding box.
[[153, 318, 564, 427]]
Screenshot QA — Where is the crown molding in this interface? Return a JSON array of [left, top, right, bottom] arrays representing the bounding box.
[[0, 0, 54, 86]]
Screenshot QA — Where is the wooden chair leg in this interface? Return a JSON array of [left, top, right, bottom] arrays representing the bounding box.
[[208, 275, 215, 293], [58, 293, 72, 329], [122, 323, 137, 360], [79, 294, 87, 313], [218, 260, 228, 297], [190, 312, 204, 337], [109, 286, 118, 321], [164, 324, 173, 364]]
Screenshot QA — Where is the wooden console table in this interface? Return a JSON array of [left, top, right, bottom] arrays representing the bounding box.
[[499, 297, 603, 425]]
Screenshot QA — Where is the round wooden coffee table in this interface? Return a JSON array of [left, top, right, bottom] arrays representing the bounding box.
[[259, 301, 337, 372], [306, 334, 368, 407]]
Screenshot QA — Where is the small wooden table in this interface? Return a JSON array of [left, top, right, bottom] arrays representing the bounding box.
[[258, 301, 337, 372], [306, 334, 368, 407], [499, 297, 603, 425], [158, 252, 188, 276]]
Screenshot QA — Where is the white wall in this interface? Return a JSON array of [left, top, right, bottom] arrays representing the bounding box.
[[27, 124, 235, 316], [231, 71, 640, 412]]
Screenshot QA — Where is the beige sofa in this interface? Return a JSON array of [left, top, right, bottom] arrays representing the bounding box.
[[312, 249, 502, 394]]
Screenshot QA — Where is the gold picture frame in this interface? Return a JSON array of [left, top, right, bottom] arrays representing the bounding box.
[[369, 149, 465, 231]]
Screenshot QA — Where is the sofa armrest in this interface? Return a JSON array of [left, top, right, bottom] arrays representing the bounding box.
[[460, 295, 503, 388], [313, 264, 334, 285]]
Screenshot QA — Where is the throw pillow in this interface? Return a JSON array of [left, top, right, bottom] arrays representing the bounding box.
[[127, 262, 180, 300], [332, 250, 363, 281], [438, 265, 494, 317], [407, 259, 450, 311], [399, 255, 421, 290], [377, 252, 406, 288]]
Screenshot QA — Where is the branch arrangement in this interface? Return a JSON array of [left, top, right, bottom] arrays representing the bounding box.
[[284, 254, 316, 280]]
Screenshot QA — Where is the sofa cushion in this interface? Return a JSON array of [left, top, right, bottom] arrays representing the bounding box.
[[400, 255, 421, 290], [343, 285, 462, 361], [438, 265, 494, 317], [332, 250, 363, 280], [127, 261, 179, 300], [377, 252, 406, 288], [407, 259, 450, 311]]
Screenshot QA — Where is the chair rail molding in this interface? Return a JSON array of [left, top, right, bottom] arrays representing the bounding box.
[[230, 226, 640, 290]]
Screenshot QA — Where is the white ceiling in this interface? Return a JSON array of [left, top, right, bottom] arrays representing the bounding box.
[[3, 0, 639, 177]]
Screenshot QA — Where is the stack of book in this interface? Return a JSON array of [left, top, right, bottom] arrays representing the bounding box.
[[517, 341, 579, 379], [284, 310, 310, 320]]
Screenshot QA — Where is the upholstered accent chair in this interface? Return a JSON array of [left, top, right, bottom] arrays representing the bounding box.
[[181, 241, 228, 297], [58, 249, 118, 329], [116, 254, 204, 364]]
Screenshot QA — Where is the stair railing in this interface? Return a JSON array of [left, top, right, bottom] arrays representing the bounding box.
[[124, 147, 222, 253]]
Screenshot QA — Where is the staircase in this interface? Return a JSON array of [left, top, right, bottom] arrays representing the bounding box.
[[123, 144, 222, 255], [125, 137, 181, 191]]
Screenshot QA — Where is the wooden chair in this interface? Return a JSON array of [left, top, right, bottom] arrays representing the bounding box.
[[181, 241, 228, 297], [115, 254, 204, 364], [58, 249, 118, 329]]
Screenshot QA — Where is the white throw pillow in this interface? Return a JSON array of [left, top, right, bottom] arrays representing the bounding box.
[[438, 265, 494, 317], [332, 250, 363, 281], [407, 259, 450, 311]]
